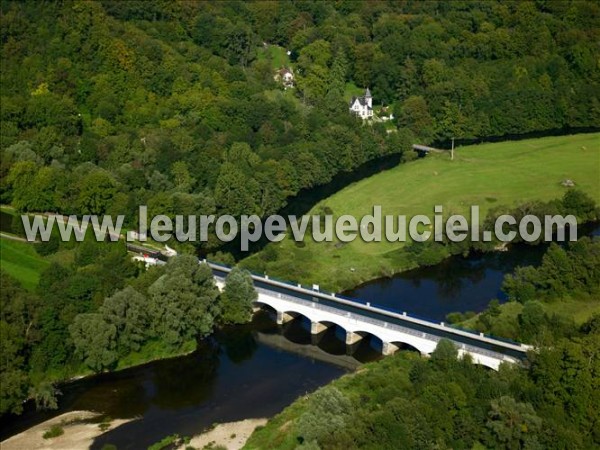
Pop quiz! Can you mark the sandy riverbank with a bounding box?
[179,418,268,450]
[0,411,133,450]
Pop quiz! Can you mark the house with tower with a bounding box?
[349,88,373,119]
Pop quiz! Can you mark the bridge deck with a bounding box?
[207,262,529,361]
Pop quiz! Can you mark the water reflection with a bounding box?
[2,311,384,449]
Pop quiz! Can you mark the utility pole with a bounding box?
[451,137,455,161]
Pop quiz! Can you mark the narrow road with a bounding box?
[0,232,37,243]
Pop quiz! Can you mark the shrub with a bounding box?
[296,387,352,444]
[42,425,64,439]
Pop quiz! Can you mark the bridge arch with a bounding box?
[386,341,424,355]
[252,301,278,322]
[472,362,494,371]
[243,274,527,370]
[280,309,319,324]
[253,301,276,313]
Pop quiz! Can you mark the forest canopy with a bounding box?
[1,1,598,258]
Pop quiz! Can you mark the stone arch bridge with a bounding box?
[209,261,531,371]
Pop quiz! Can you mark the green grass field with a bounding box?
[458,297,600,341]
[344,81,366,102]
[0,238,49,290]
[241,133,600,291]
[256,44,290,69]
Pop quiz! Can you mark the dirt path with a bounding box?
[0,232,34,243]
[0,411,133,450]
[179,418,268,450]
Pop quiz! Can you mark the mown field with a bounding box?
[256,44,291,69]
[0,238,49,290]
[241,133,600,291]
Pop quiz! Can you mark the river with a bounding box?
[2,226,596,448]
[345,244,547,322]
[1,213,598,448]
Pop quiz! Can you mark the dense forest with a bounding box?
[247,238,600,450]
[1,1,599,257]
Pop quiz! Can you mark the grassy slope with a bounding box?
[0,239,49,290]
[343,81,366,102]
[460,297,600,337]
[241,133,600,291]
[256,44,290,69]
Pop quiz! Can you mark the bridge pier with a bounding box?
[311,321,330,335]
[310,321,331,345]
[345,331,364,355]
[311,333,324,345]
[345,331,363,345]
[382,342,399,356]
[346,340,361,355]
[276,311,295,325]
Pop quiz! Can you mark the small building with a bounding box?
[349,88,373,119]
[132,255,163,269]
[275,67,295,89]
[127,230,147,241]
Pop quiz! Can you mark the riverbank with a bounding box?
[179,418,268,450]
[1,316,348,448]
[0,339,198,441]
[240,133,600,291]
[0,411,132,450]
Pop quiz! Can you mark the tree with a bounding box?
[431,338,458,368]
[100,287,149,354]
[326,51,348,100]
[170,161,193,193]
[225,22,255,67]
[214,162,260,216]
[148,255,220,347]
[562,189,598,222]
[296,387,352,445]
[486,396,542,449]
[396,96,434,143]
[29,381,60,411]
[69,313,118,372]
[518,301,546,340]
[502,266,539,303]
[0,273,42,414]
[0,320,29,414]
[76,170,118,215]
[220,267,257,324]
[6,160,38,211]
[352,43,379,88]
[297,39,333,104]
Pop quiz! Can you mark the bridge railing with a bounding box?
[207,260,529,354]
